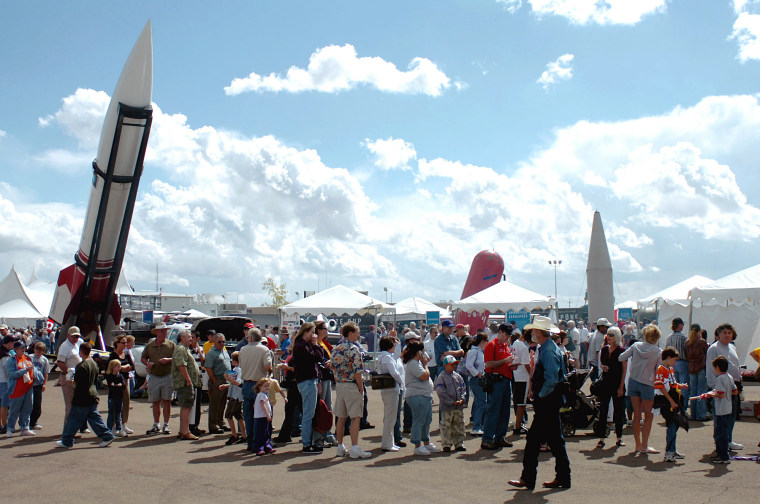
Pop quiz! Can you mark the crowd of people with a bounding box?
[0,314,758,488]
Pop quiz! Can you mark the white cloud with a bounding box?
[0,130,6,138]
[537,54,574,91]
[38,88,109,149]
[498,0,668,25]
[362,137,416,171]
[607,223,654,249]
[730,1,760,62]
[33,149,93,175]
[224,44,461,97]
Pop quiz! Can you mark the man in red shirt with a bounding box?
[480,324,516,450]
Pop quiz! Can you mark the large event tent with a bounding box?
[687,264,760,367]
[0,267,46,326]
[281,284,388,316]
[452,280,555,312]
[637,275,714,329]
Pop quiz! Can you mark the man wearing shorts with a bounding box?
[331,322,371,459]
[142,322,176,435]
[511,329,531,436]
[172,329,201,440]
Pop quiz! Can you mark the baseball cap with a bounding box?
[442,355,458,365]
[441,320,454,328]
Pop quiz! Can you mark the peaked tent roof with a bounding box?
[638,275,714,308]
[384,297,451,320]
[24,270,56,317]
[453,281,555,312]
[281,284,389,315]
[0,266,44,323]
[689,263,760,306]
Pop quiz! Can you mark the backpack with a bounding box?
[312,398,333,433]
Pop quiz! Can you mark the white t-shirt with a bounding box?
[56,338,83,370]
[579,327,590,344]
[424,338,437,368]
[253,391,272,419]
[511,339,531,382]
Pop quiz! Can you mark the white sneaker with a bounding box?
[349,445,371,459]
[162,424,171,435]
[728,442,744,451]
[54,440,71,449]
[414,445,431,456]
[32,424,42,430]
[382,445,400,452]
[81,428,91,434]
[336,443,348,457]
[664,452,675,462]
[20,429,36,437]
[425,443,442,453]
[114,430,126,438]
[99,438,114,448]
[6,430,14,438]
[123,425,134,434]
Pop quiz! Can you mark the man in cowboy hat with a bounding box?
[480,323,516,449]
[509,316,570,491]
[141,322,176,435]
[588,318,611,381]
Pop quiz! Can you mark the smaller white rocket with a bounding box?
[586,211,614,324]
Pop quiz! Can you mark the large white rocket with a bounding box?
[49,22,153,345]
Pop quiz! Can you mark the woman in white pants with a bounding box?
[376,336,405,451]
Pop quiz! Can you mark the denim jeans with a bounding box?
[60,403,114,447]
[407,394,432,445]
[714,413,731,460]
[30,384,43,427]
[394,388,403,444]
[673,360,689,391]
[242,380,256,450]
[107,397,123,431]
[579,344,588,369]
[688,369,707,420]
[665,419,679,454]
[297,378,319,447]
[469,376,487,431]
[7,389,33,432]
[483,378,511,442]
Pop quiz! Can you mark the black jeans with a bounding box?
[597,388,625,438]
[278,380,302,439]
[30,385,43,427]
[520,390,571,486]
[192,386,202,427]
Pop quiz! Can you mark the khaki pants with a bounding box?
[60,379,75,426]
[207,375,228,431]
[380,388,399,449]
[440,408,465,448]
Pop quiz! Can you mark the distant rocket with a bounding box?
[456,250,504,331]
[50,21,153,345]
[586,211,614,324]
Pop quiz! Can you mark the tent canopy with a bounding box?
[179,308,210,320]
[281,284,388,316]
[383,297,451,321]
[638,275,714,308]
[0,267,46,326]
[689,264,760,306]
[453,281,555,313]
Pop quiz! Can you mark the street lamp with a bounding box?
[384,287,388,303]
[548,259,562,311]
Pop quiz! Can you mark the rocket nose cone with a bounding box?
[112,20,153,107]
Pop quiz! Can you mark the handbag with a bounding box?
[589,378,604,397]
[370,373,396,390]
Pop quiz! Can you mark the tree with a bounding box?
[262,277,289,307]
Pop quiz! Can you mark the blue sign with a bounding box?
[506,310,531,330]
[142,310,153,323]
[426,311,440,326]
[616,308,633,321]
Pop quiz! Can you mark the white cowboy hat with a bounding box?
[151,322,168,334]
[523,315,560,334]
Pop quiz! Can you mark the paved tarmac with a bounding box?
[3,375,759,504]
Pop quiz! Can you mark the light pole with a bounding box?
[384,287,388,303]
[548,259,562,312]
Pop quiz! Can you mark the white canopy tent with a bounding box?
[453,281,555,313]
[687,264,760,367]
[281,284,389,316]
[0,267,45,326]
[636,275,714,332]
[179,308,211,320]
[383,297,451,321]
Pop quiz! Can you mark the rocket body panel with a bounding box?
[586,211,615,323]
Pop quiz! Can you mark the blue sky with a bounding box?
[2,0,760,308]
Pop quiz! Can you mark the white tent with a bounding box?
[687,264,760,367]
[383,297,451,321]
[453,281,555,313]
[0,267,44,326]
[25,271,56,317]
[638,275,714,308]
[281,284,388,316]
[179,308,210,320]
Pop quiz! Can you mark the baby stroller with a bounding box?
[560,369,608,437]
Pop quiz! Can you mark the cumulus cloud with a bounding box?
[0,130,6,138]
[38,88,109,149]
[537,54,574,91]
[224,44,461,97]
[730,0,760,62]
[497,0,668,25]
[362,137,416,171]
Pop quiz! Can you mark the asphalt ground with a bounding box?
[3,374,759,504]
